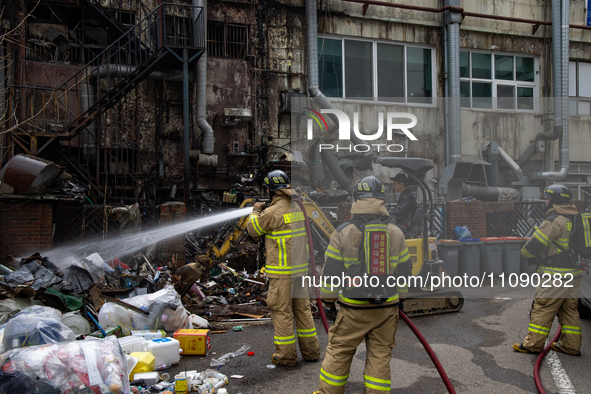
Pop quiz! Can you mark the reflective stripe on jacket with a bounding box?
[246,188,308,278]
[320,198,411,308]
[521,204,580,272]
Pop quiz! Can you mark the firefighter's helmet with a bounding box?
[543,184,573,205]
[263,170,290,191]
[353,176,385,201]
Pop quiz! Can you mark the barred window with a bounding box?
[207,22,248,59]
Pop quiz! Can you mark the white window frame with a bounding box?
[569,60,591,117]
[460,49,539,113]
[318,34,437,107]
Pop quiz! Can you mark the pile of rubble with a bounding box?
[0,237,270,393]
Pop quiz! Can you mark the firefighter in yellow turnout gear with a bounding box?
[514,184,583,356]
[247,170,320,366]
[314,176,411,394]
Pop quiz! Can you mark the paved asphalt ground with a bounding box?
[167,288,591,393]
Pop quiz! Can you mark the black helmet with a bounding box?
[263,170,290,191]
[543,184,572,205]
[353,176,385,201]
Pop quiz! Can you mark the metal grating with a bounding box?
[487,201,546,237]
[208,22,247,58]
[430,203,445,239]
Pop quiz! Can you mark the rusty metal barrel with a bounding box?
[0,154,63,194]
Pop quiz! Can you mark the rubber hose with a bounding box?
[294,198,330,334]
[399,310,456,394]
[534,324,562,394]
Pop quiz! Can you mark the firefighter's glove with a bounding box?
[322,302,337,322]
[253,202,266,212]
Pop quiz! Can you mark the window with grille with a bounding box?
[207,22,248,59]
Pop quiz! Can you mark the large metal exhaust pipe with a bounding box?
[529,0,569,181]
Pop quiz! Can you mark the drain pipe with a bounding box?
[444,0,462,164]
[529,0,569,181]
[306,0,354,195]
[194,0,215,156]
[497,146,523,182]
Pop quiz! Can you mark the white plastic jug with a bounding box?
[142,337,182,365]
[118,336,147,355]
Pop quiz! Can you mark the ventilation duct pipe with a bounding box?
[516,142,537,168]
[194,0,215,155]
[529,0,569,181]
[444,0,462,164]
[462,184,499,202]
[306,0,354,195]
[497,146,523,182]
[306,0,371,195]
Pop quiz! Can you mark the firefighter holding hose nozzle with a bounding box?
[247,169,320,366]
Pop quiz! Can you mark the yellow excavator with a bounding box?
[176,197,260,295]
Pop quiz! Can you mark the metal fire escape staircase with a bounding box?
[22,3,205,196]
[80,0,133,38]
[59,3,205,140]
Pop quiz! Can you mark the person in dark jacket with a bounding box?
[389,173,417,235]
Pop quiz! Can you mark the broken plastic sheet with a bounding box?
[98,285,191,335]
[210,344,251,367]
[61,265,95,294]
[0,336,129,394]
[2,261,62,291]
[3,306,75,351]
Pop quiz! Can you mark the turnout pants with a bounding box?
[522,274,582,355]
[318,305,399,394]
[266,277,320,363]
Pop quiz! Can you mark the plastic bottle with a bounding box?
[154,363,172,371]
[198,380,215,394]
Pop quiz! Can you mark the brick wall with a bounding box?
[0,202,52,257]
[446,200,487,239]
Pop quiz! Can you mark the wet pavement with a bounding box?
[169,295,591,394]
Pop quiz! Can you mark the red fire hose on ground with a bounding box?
[295,198,457,393]
[534,325,562,394]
